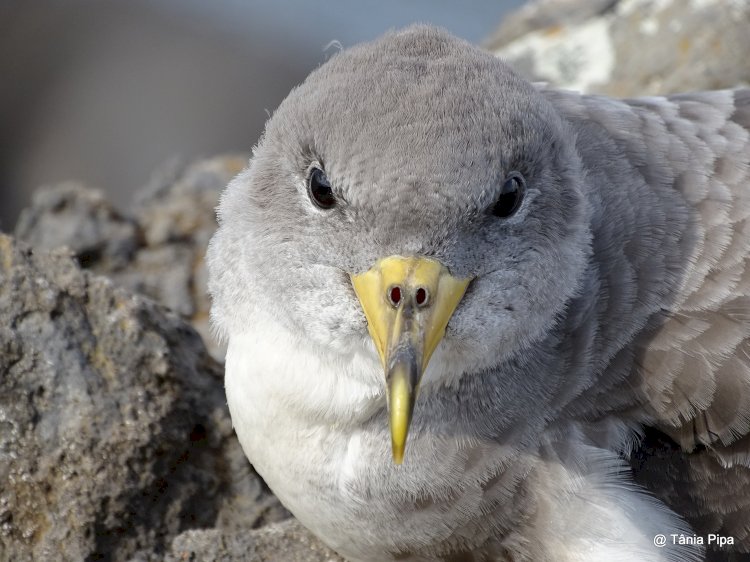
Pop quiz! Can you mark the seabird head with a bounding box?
[208,25,591,462]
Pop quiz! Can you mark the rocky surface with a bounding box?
[0,235,289,561]
[166,520,343,562]
[14,156,245,360]
[487,0,750,96]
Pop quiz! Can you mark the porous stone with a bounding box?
[166,520,344,562]
[488,0,750,96]
[0,234,285,561]
[13,183,140,270]
[13,156,247,359]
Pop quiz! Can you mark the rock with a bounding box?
[0,235,285,561]
[13,183,140,270]
[14,156,247,359]
[486,0,617,45]
[166,520,344,562]
[487,0,750,96]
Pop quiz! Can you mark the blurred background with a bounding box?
[0,0,525,229]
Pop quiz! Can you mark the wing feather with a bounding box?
[548,87,750,552]
[630,90,750,551]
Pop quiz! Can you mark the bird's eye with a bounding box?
[308,167,336,209]
[491,173,526,218]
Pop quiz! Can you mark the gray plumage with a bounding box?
[207,26,750,562]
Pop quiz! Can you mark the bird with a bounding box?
[206,25,750,562]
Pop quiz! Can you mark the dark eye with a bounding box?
[491,173,526,218]
[308,167,336,209]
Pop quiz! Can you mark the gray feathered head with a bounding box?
[207,25,592,461]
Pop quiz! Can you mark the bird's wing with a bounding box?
[627,89,750,550]
[626,90,750,453]
[545,87,750,548]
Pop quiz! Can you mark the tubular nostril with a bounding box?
[415,287,429,307]
[388,286,402,307]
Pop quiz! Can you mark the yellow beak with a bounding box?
[351,256,471,464]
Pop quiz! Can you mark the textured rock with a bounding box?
[486,0,617,45]
[13,183,140,270]
[166,520,344,562]
[487,0,750,96]
[0,235,285,561]
[14,156,246,359]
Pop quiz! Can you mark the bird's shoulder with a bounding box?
[544,85,750,550]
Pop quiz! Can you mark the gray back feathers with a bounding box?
[549,87,750,549]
